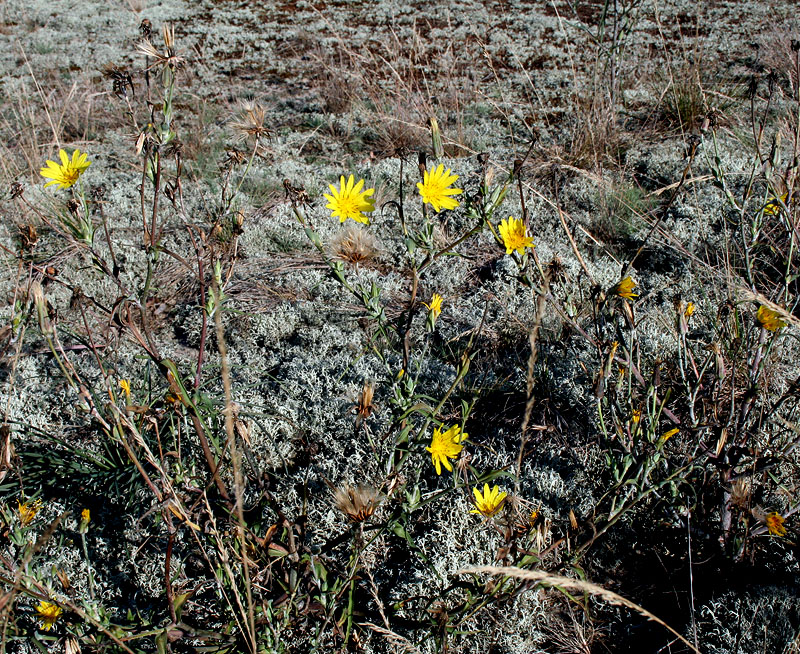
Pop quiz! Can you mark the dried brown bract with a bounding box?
[352,381,377,429]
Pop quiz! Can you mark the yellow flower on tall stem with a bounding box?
[497,216,534,255]
[40,149,91,189]
[417,164,463,212]
[614,276,638,301]
[323,175,375,224]
[470,483,507,517]
[757,305,786,332]
[35,601,62,631]
[426,424,466,475]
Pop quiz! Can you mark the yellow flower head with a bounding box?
[81,508,91,524]
[17,498,43,526]
[423,293,443,319]
[497,216,534,255]
[417,164,463,212]
[757,305,787,332]
[470,483,507,517]
[426,424,466,475]
[684,302,695,318]
[119,378,131,401]
[35,600,62,631]
[660,428,679,445]
[614,276,638,301]
[40,149,91,190]
[766,511,786,536]
[764,193,788,216]
[632,409,641,424]
[324,175,375,224]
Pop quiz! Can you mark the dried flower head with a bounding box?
[35,600,62,631]
[470,483,507,517]
[54,568,72,592]
[766,511,786,536]
[730,479,751,510]
[17,498,43,526]
[757,305,787,331]
[352,382,377,429]
[614,276,638,301]
[231,101,270,141]
[102,64,134,99]
[136,24,185,70]
[333,484,383,522]
[324,175,375,225]
[417,164,463,212]
[40,149,91,190]
[426,424,466,475]
[330,224,379,265]
[498,216,535,255]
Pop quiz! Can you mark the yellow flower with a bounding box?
[17,498,43,526]
[470,483,507,517]
[684,302,695,318]
[417,163,463,212]
[632,409,641,424]
[423,293,443,319]
[766,511,786,536]
[614,276,638,301]
[35,601,62,631]
[497,216,534,255]
[764,193,788,216]
[757,305,787,331]
[80,508,91,528]
[119,378,131,401]
[324,175,375,224]
[426,424,466,475]
[660,428,679,445]
[40,149,91,190]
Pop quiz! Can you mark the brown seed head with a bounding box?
[330,224,379,266]
[231,101,271,141]
[333,484,383,522]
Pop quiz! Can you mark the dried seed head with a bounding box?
[103,64,134,99]
[29,282,54,335]
[333,484,383,522]
[136,23,185,70]
[730,479,751,509]
[9,182,23,199]
[231,101,271,141]
[17,224,38,251]
[139,18,152,40]
[330,224,379,266]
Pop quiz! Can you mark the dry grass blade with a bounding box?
[458,566,701,654]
